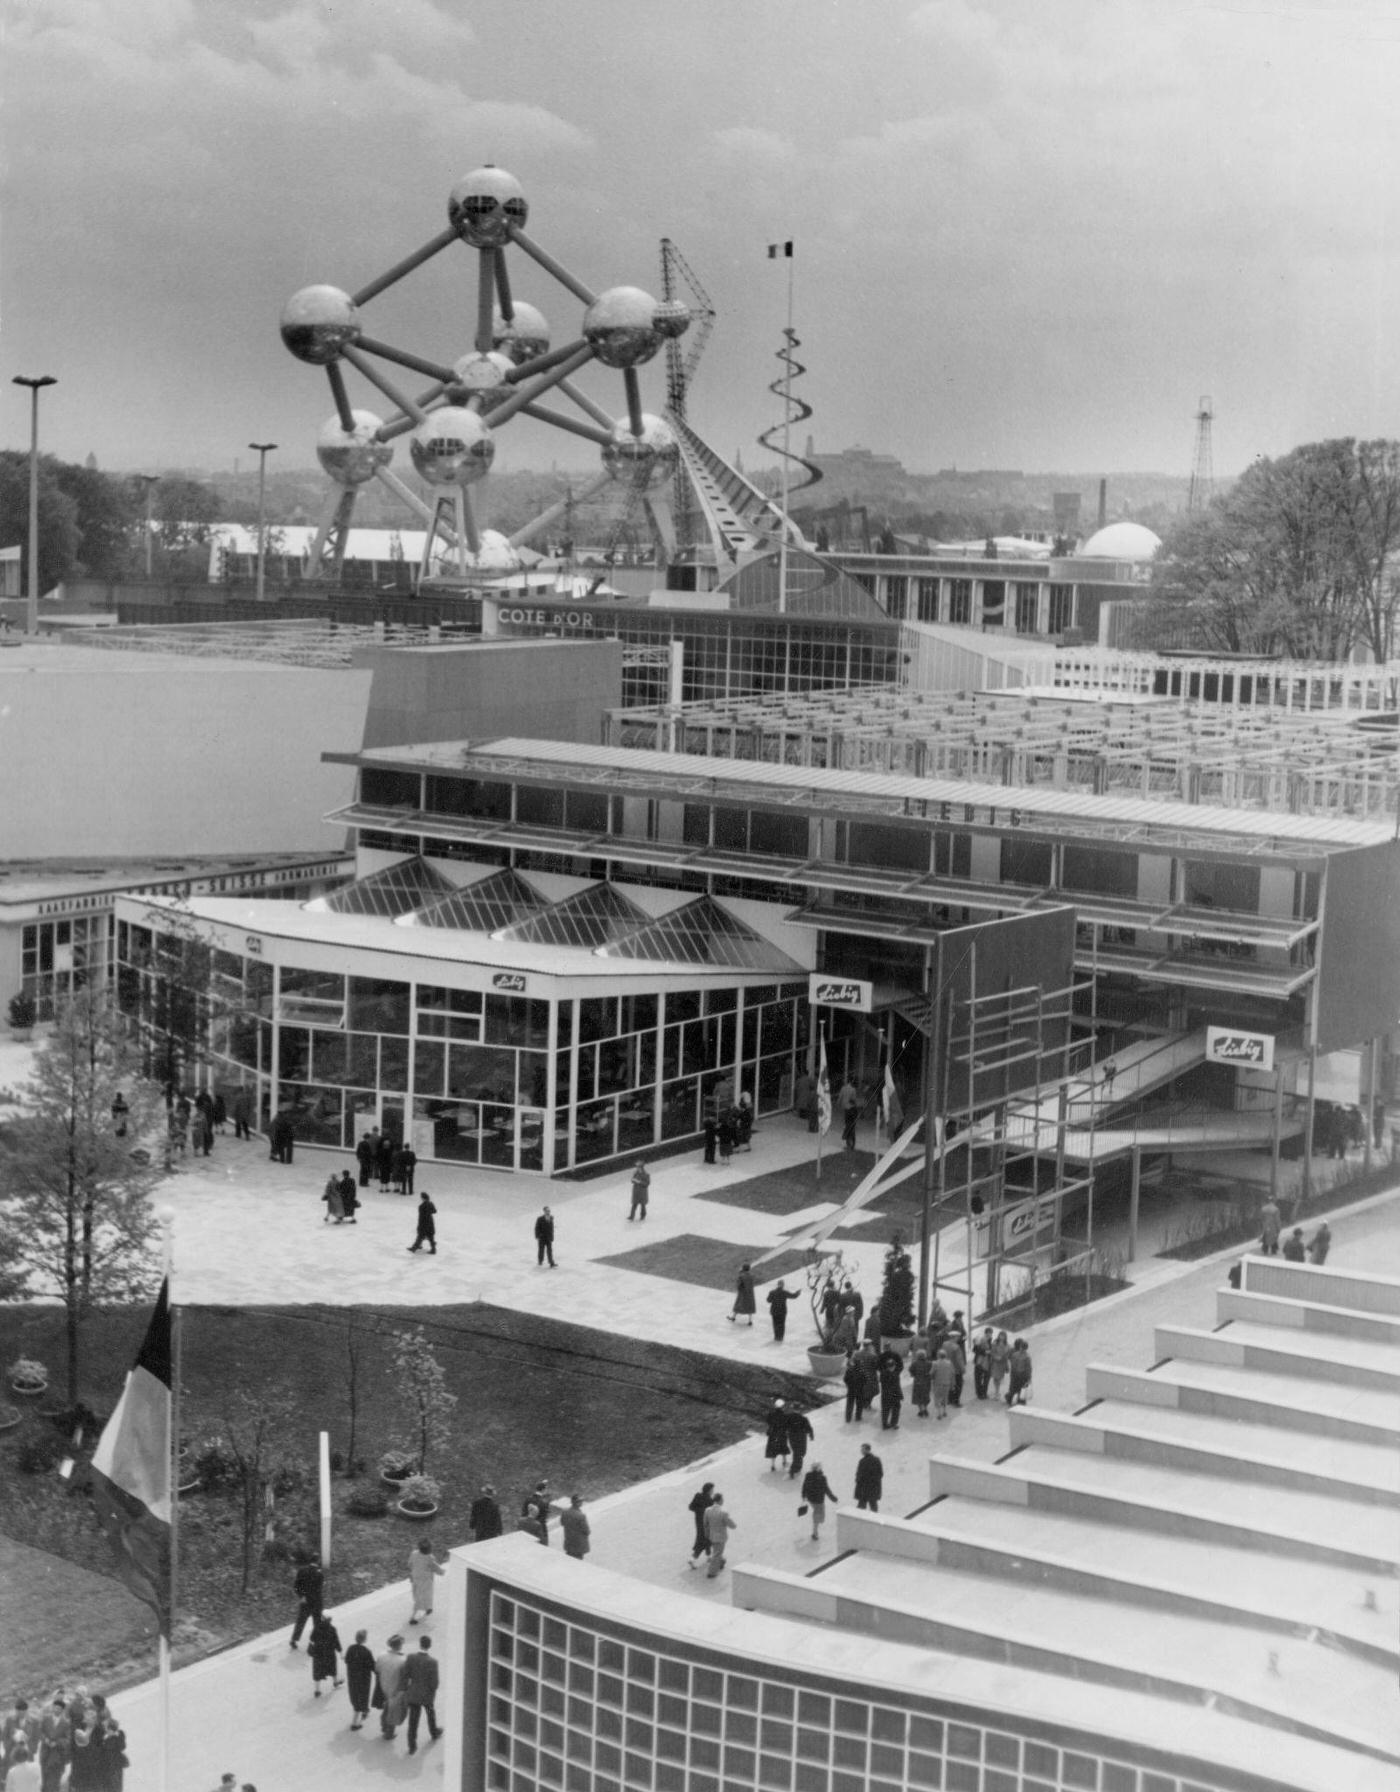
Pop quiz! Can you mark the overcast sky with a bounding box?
[7,0,1400,483]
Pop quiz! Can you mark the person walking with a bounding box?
[337,1169,359,1223]
[36,1694,70,1792]
[523,1480,552,1544]
[909,1349,932,1418]
[1101,1059,1117,1100]
[736,1091,754,1150]
[289,1557,324,1649]
[766,1279,796,1342]
[307,1612,343,1697]
[972,1327,994,1400]
[376,1130,395,1192]
[322,1173,345,1225]
[560,1494,591,1560]
[402,1637,442,1756]
[784,1406,814,1480]
[702,1111,718,1165]
[687,1482,717,1567]
[877,1347,903,1430]
[407,1539,445,1625]
[1308,1221,1332,1264]
[945,1330,967,1406]
[729,1263,756,1325]
[989,1330,1010,1400]
[799,1462,837,1543]
[628,1160,651,1221]
[703,1494,736,1578]
[344,1629,375,1730]
[356,1130,378,1189]
[831,1307,858,1354]
[838,1077,859,1150]
[717,1107,736,1165]
[1259,1197,1282,1255]
[399,1142,417,1196]
[854,1443,883,1512]
[843,1352,863,1423]
[1005,1338,1033,1407]
[763,1399,790,1472]
[1282,1226,1306,1262]
[854,1341,880,1419]
[470,1484,503,1540]
[374,1635,409,1742]
[408,1191,438,1254]
[931,1348,955,1420]
[231,1085,252,1141]
[534,1206,556,1267]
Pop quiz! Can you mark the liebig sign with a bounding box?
[1205,1026,1275,1072]
[492,972,527,993]
[808,974,873,1013]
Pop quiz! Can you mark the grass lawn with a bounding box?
[595,1233,816,1291]
[693,1150,880,1215]
[0,1301,817,1696]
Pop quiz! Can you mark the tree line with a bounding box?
[1149,437,1400,661]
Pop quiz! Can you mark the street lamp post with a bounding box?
[248,441,277,603]
[134,474,160,582]
[12,375,57,635]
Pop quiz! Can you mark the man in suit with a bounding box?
[402,1636,441,1755]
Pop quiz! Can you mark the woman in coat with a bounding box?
[344,1628,376,1730]
[763,1399,790,1471]
[308,1613,343,1695]
[1005,1338,1033,1407]
[729,1264,756,1325]
[687,1482,716,1565]
[909,1349,933,1418]
[989,1330,1011,1399]
[407,1539,446,1624]
[799,1462,837,1543]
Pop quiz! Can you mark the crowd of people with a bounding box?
[0,1688,128,1791]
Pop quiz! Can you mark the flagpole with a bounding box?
[160,1207,178,1792]
[778,246,794,616]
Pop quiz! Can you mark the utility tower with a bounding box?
[1187,395,1214,513]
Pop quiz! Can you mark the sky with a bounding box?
[7,0,1400,483]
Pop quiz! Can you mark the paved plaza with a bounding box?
[31,1108,1390,1791]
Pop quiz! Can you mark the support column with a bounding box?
[1127,1144,1141,1263]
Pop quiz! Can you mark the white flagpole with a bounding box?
[815,1026,824,1184]
[778,245,794,615]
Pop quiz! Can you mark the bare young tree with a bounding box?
[222,1388,298,1594]
[388,1326,458,1480]
[0,992,162,1403]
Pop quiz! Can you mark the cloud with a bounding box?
[710,126,798,166]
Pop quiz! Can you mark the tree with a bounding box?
[875,1233,915,1340]
[388,1326,458,1480]
[0,451,82,596]
[221,1388,299,1593]
[1150,438,1400,660]
[0,993,162,1402]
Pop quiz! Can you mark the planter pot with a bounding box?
[396,1499,439,1521]
[10,1380,46,1399]
[0,1405,21,1432]
[381,1470,414,1491]
[806,1347,847,1381]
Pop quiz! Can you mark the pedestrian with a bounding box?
[1005,1338,1033,1407]
[703,1493,736,1578]
[1227,1259,1243,1289]
[356,1130,377,1188]
[231,1085,252,1141]
[766,1279,796,1342]
[717,1107,736,1165]
[628,1160,651,1221]
[784,1406,813,1479]
[111,1092,129,1138]
[6,1741,40,1792]
[338,1169,359,1223]
[736,1090,754,1149]
[322,1173,345,1224]
[798,1462,837,1543]
[523,1480,552,1544]
[831,1307,858,1354]
[843,1352,863,1422]
[408,1191,438,1254]
[470,1484,503,1540]
[931,1348,954,1419]
[344,1629,375,1730]
[854,1442,883,1512]
[407,1538,445,1624]
[687,1481,716,1567]
[972,1327,993,1399]
[560,1494,591,1560]
[376,1130,395,1191]
[838,1282,863,1327]
[37,1694,70,1792]
[289,1556,324,1649]
[308,1612,343,1696]
[212,1090,227,1134]
[909,1349,932,1417]
[96,1705,127,1792]
[1282,1226,1306,1262]
[763,1398,790,1472]
[1259,1197,1282,1255]
[702,1111,718,1165]
[402,1636,441,1756]
[729,1262,756,1324]
[535,1206,556,1267]
[1308,1222,1332,1265]
[1101,1059,1117,1099]
[945,1330,966,1406]
[398,1142,417,1196]
[877,1347,903,1430]
[838,1077,859,1150]
[854,1341,879,1418]
[374,1634,408,1742]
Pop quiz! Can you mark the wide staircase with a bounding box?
[733,1258,1400,1792]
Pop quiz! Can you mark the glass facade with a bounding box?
[476,1584,1259,1792]
[21,913,109,1018]
[115,917,808,1177]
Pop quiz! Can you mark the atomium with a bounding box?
[281,163,691,582]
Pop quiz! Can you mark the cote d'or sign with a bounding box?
[1206,1025,1275,1071]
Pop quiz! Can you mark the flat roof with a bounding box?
[0,852,349,908]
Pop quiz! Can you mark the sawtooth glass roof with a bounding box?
[410,869,547,933]
[322,855,458,917]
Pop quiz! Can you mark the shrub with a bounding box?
[16,1430,67,1475]
[396,1473,441,1511]
[346,1486,390,1518]
[189,1434,241,1494]
[8,1357,48,1388]
[7,992,36,1030]
[379,1447,416,1481]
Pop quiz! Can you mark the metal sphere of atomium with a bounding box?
[280,285,361,364]
[491,302,550,368]
[583,286,664,369]
[447,351,516,410]
[316,410,393,487]
[409,406,496,487]
[602,414,679,491]
[448,165,528,247]
[652,298,691,341]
